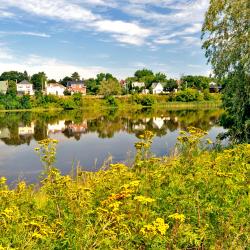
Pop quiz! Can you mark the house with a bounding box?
[67,80,86,95]
[209,82,222,93]
[46,83,66,96]
[17,80,34,95]
[152,82,164,94]
[132,82,145,88]
[0,81,8,94]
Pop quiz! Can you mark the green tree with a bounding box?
[98,78,122,97]
[154,72,167,83]
[60,76,72,86]
[71,72,80,81]
[31,72,47,91]
[202,0,249,142]
[0,71,28,82]
[6,80,17,97]
[164,79,178,92]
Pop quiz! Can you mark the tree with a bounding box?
[154,72,167,83]
[164,79,178,92]
[48,79,57,83]
[31,72,47,91]
[71,72,80,81]
[134,69,154,79]
[180,76,211,90]
[0,71,28,82]
[202,0,249,142]
[98,78,122,97]
[60,76,72,87]
[6,80,17,97]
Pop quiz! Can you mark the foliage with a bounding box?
[0,71,29,82]
[105,95,117,107]
[0,130,249,249]
[202,0,249,142]
[163,79,178,92]
[132,94,155,106]
[20,95,32,109]
[31,72,47,91]
[6,80,17,97]
[98,78,122,97]
[180,75,214,90]
[169,88,203,102]
[60,76,72,87]
[71,72,80,81]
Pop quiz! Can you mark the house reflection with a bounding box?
[63,120,88,140]
[48,120,66,134]
[0,128,10,139]
[18,123,35,136]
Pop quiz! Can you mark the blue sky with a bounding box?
[0,0,211,80]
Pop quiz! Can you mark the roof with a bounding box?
[67,80,85,87]
[152,82,163,89]
[47,83,66,89]
[18,80,32,85]
[132,82,145,88]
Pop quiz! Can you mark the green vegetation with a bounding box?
[0,91,221,111]
[202,0,249,142]
[0,129,249,249]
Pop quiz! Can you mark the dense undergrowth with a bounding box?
[0,128,249,249]
[0,92,221,111]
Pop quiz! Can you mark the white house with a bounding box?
[132,82,145,88]
[152,82,164,94]
[46,83,66,96]
[17,80,34,95]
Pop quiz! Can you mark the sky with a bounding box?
[0,0,211,80]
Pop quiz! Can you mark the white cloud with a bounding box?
[0,31,50,38]
[1,0,151,46]
[0,9,14,18]
[0,54,107,80]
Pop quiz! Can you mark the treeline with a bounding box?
[0,69,220,95]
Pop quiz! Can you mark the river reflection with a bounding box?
[0,108,225,182]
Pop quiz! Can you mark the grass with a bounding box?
[0,128,249,249]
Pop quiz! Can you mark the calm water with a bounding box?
[0,108,226,182]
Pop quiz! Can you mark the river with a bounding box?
[0,108,226,182]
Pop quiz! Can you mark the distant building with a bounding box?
[67,80,86,95]
[46,83,66,96]
[132,82,145,88]
[152,82,164,94]
[209,82,222,93]
[0,81,8,94]
[17,80,34,95]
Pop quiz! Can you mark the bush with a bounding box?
[133,94,155,106]
[170,88,202,102]
[105,95,117,107]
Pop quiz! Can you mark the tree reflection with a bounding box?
[0,108,223,145]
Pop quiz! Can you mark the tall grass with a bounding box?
[0,128,249,249]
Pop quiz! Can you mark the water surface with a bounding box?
[0,108,225,182]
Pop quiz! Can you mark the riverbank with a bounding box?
[0,129,249,249]
[0,93,222,112]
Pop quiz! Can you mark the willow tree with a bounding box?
[202,0,250,142]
